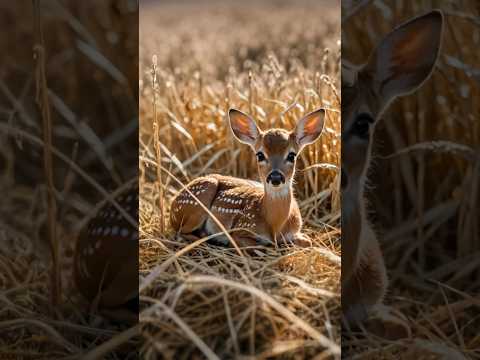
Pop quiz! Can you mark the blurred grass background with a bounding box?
[0,0,138,358]
[342,0,480,358]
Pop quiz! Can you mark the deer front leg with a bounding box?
[232,235,258,248]
[342,237,410,339]
[289,232,312,247]
[342,229,411,340]
[342,235,387,325]
[364,304,411,340]
[230,225,273,248]
[278,206,311,247]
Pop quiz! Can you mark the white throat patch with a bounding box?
[265,183,291,199]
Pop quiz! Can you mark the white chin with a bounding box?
[265,182,290,198]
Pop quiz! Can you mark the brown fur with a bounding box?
[170,174,303,247]
[261,129,291,154]
[264,191,292,238]
[342,11,443,325]
[170,108,324,247]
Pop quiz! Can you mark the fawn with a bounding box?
[342,10,444,327]
[170,108,325,247]
[75,184,138,323]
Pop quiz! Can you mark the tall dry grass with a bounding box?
[0,1,138,358]
[139,1,341,358]
[342,1,480,358]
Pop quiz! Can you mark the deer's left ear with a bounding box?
[294,109,325,150]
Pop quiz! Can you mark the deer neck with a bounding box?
[342,172,369,283]
[262,182,293,237]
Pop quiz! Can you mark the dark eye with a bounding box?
[286,152,296,163]
[256,151,266,162]
[352,113,373,138]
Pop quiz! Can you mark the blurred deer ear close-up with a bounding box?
[365,10,444,109]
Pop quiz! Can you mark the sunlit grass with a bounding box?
[139,1,341,358]
[342,1,480,358]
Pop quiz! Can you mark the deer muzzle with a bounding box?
[266,170,285,186]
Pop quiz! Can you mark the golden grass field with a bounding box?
[1,0,478,359]
[342,1,480,358]
[139,1,341,358]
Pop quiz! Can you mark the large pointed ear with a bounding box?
[294,109,325,151]
[228,109,260,148]
[364,10,444,108]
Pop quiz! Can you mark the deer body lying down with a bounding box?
[342,11,444,326]
[170,108,325,247]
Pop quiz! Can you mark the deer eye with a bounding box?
[286,152,296,163]
[256,151,266,162]
[352,113,373,139]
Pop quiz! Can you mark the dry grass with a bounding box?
[342,1,480,358]
[139,1,341,358]
[0,1,138,358]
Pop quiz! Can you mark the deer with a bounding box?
[170,108,325,248]
[74,184,139,323]
[342,10,444,335]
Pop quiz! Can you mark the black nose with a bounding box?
[341,168,348,189]
[267,171,285,186]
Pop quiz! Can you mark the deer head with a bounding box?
[342,11,444,280]
[228,108,325,196]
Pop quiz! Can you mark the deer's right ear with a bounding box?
[365,10,444,108]
[228,109,260,148]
